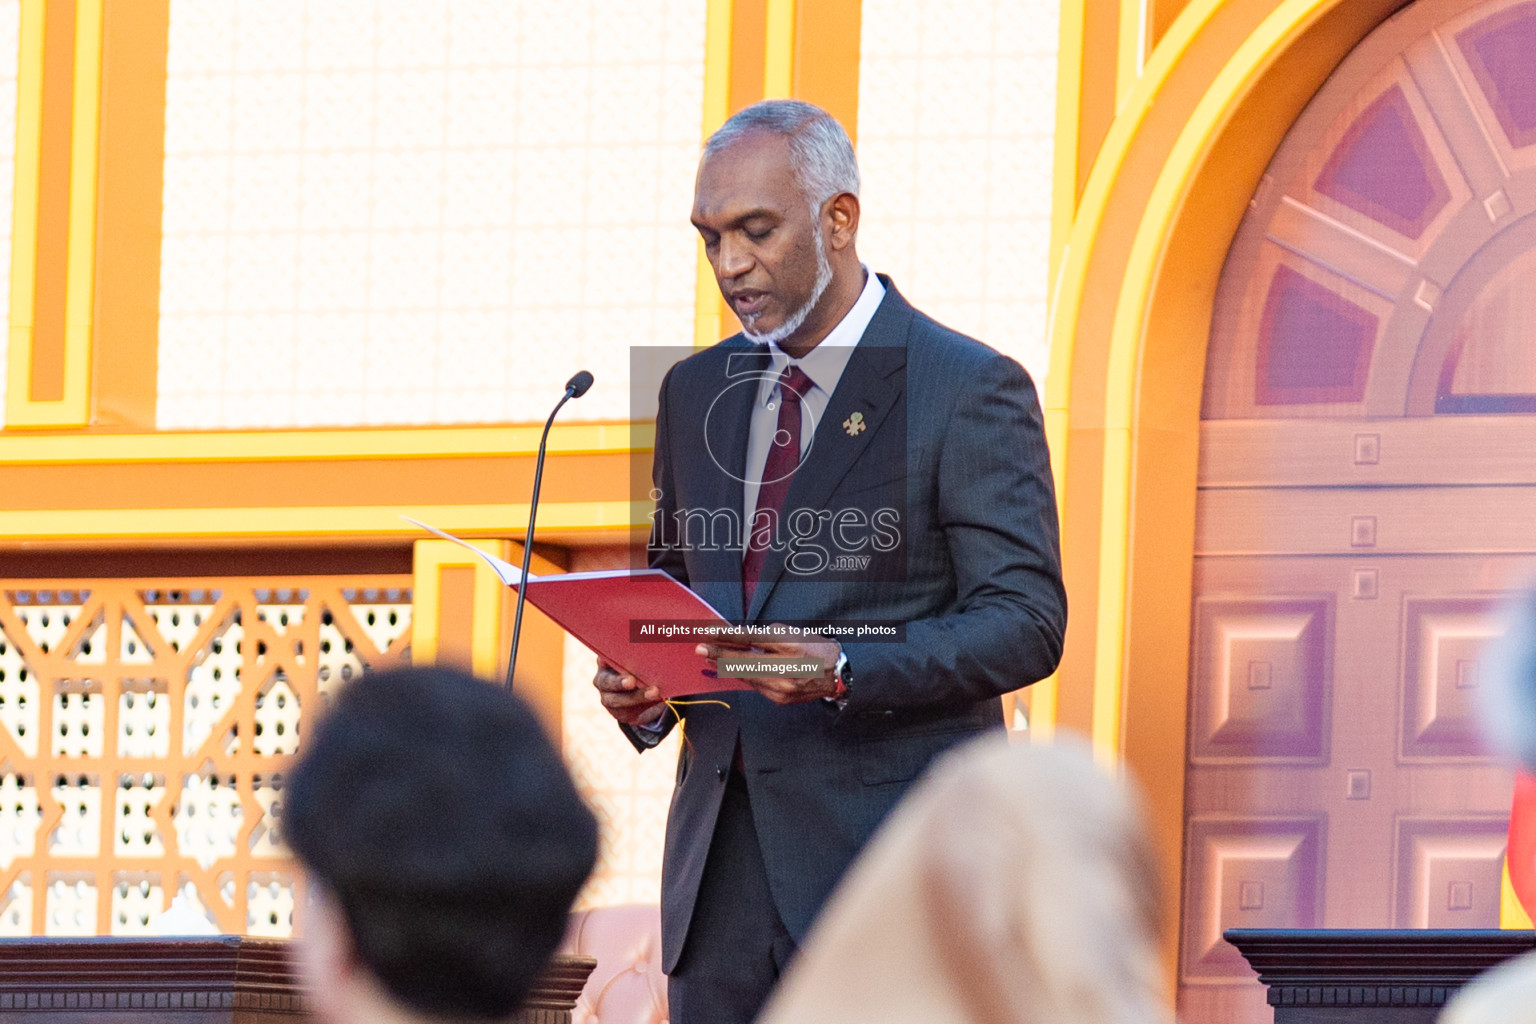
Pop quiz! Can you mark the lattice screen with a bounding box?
[0,578,412,936]
[561,635,677,908]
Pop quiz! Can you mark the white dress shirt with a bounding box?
[742,268,886,529]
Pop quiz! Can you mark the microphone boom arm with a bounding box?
[505,371,592,689]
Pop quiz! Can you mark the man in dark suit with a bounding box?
[594,99,1066,1024]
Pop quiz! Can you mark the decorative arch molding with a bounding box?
[1206,0,1536,420]
[1408,211,1536,414]
[1044,0,1413,985]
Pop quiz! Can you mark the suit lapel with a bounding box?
[745,283,913,621]
[695,344,769,622]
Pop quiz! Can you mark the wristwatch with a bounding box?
[830,649,852,700]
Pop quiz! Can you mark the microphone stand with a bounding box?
[506,371,592,690]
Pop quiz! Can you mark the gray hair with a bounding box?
[704,99,860,217]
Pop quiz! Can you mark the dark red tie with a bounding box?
[743,365,812,611]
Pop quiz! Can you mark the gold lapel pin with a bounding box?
[843,411,866,437]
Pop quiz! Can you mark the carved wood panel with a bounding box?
[1188,1,1536,1020]
[1181,559,1520,1024]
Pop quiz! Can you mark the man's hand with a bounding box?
[593,659,667,727]
[695,625,842,705]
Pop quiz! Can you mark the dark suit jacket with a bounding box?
[634,277,1066,972]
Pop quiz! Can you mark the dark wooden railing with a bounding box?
[0,937,594,1023]
[1226,929,1536,1023]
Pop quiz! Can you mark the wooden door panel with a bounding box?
[1186,3,1536,1020]
[1181,815,1326,981]
[1400,597,1504,759]
[1189,597,1332,764]
[1181,555,1522,1022]
[1393,815,1510,927]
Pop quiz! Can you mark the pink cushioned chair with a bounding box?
[560,904,669,1024]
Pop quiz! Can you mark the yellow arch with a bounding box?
[1044,0,1412,988]
[1046,0,1232,433]
[1039,0,1233,751]
[1047,0,1404,758]
[1092,0,1364,760]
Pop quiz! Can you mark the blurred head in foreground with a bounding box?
[1439,589,1536,1024]
[284,666,598,1024]
[758,736,1172,1024]
[1482,589,1536,772]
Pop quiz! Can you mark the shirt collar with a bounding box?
[764,267,886,401]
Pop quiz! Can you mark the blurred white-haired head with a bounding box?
[757,735,1173,1024]
[1481,589,1536,771]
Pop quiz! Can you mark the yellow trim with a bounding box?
[695,0,733,349]
[1043,10,1234,733]
[470,547,511,677]
[762,0,795,99]
[411,538,516,679]
[0,422,652,465]
[0,501,645,541]
[1046,0,1317,762]
[1503,858,1534,929]
[1049,0,1084,285]
[1116,0,1146,109]
[1046,0,1228,425]
[59,0,103,425]
[702,0,732,134]
[1043,405,1068,517]
[1039,0,1085,740]
[1090,431,1131,764]
[1085,0,1332,761]
[5,0,46,427]
[7,0,103,428]
[410,540,448,668]
[1028,673,1058,743]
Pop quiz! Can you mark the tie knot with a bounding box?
[779,365,813,403]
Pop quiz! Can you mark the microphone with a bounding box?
[566,370,594,398]
[506,371,593,690]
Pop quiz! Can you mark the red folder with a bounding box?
[517,568,751,698]
[405,517,748,698]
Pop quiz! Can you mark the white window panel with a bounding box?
[857,0,1060,389]
[158,0,706,429]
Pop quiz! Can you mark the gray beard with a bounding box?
[741,233,834,347]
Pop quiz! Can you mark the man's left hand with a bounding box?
[695,625,842,705]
